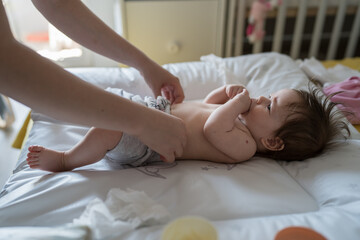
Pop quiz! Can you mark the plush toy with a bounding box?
[247,0,281,43]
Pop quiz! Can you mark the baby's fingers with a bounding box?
[240,88,248,96]
[228,87,240,99]
[238,87,246,94]
[230,89,236,99]
[233,89,249,101]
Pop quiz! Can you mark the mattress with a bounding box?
[0,53,359,240]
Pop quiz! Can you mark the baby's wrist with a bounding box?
[227,98,247,115]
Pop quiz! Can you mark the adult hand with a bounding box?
[141,61,184,104]
[135,108,187,163]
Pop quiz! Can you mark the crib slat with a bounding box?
[309,0,328,58]
[326,0,348,60]
[345,2,360,58]
[225,0,237,57]
[272,0,287,52]
[290,0,308,59]
[234,0,246,56]
[253,31,264,53]
[253,41,262,54]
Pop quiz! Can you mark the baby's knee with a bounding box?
[88,127,123,150]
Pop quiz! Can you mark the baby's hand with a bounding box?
[233,89,251,114]
[226,84,246,99]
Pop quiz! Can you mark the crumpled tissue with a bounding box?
[73,188,170,239]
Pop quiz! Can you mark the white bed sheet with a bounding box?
[0,53,359,240]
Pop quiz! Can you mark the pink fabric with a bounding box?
[323,76,360,124]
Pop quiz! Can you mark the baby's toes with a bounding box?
[28,145,44,153]
[28,162,40,169]
[26,157,39,168]
[27,152,40,158]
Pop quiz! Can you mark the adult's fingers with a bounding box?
[137,110,186,162]
[162,83,184,104]
[158,137,184,163]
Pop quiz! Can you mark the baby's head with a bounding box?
[257,87,350,161]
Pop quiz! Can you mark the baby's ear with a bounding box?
[261,137,284,151]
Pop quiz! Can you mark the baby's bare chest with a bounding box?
[171,101,218,131]
[171,102,222,159]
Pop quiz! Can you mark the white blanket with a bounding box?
[1,53,359,240]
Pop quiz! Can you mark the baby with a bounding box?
[26,84,349,172]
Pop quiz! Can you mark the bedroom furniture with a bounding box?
[224,0,360,60]
[119,0,226,65]
[120,0,360,64]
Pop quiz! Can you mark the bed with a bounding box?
[0,52,360,239]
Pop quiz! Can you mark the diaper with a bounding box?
[105,88,171,114]
[104,88,170,167]
[105,132,161,167]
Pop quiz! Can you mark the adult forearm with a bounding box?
[0,3,186,161]
[31,0,152,70]
[31,0,185,102]
[0,39,148,134]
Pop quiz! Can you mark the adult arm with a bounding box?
[31,0,184,103]
[203,89,256,162]
[0,4,185,162]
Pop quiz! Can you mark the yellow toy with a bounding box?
[161,216,218,240]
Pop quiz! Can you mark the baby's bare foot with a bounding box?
[26,145,70,172]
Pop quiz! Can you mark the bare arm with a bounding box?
[31,0,184,103]
[203,84,246,104]
[203,89,256,162]
[0,4,185,162]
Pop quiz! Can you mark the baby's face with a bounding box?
[239,89,301,144]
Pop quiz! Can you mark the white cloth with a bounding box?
[73,188,170,239]
[0,224,90,240]
[297,57,360,87]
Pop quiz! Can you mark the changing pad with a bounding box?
[0,53,359,240]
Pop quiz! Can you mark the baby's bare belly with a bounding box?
[171,101,233,162]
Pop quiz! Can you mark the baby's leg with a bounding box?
[26,128,122,172]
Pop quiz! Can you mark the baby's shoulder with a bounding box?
[234,119,257,158]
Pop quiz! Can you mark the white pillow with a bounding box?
[67,52,310,101]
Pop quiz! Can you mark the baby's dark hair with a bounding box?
[259,87,350,161]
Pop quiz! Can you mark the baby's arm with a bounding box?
[203,84,246,104]
[203,89,256,163]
